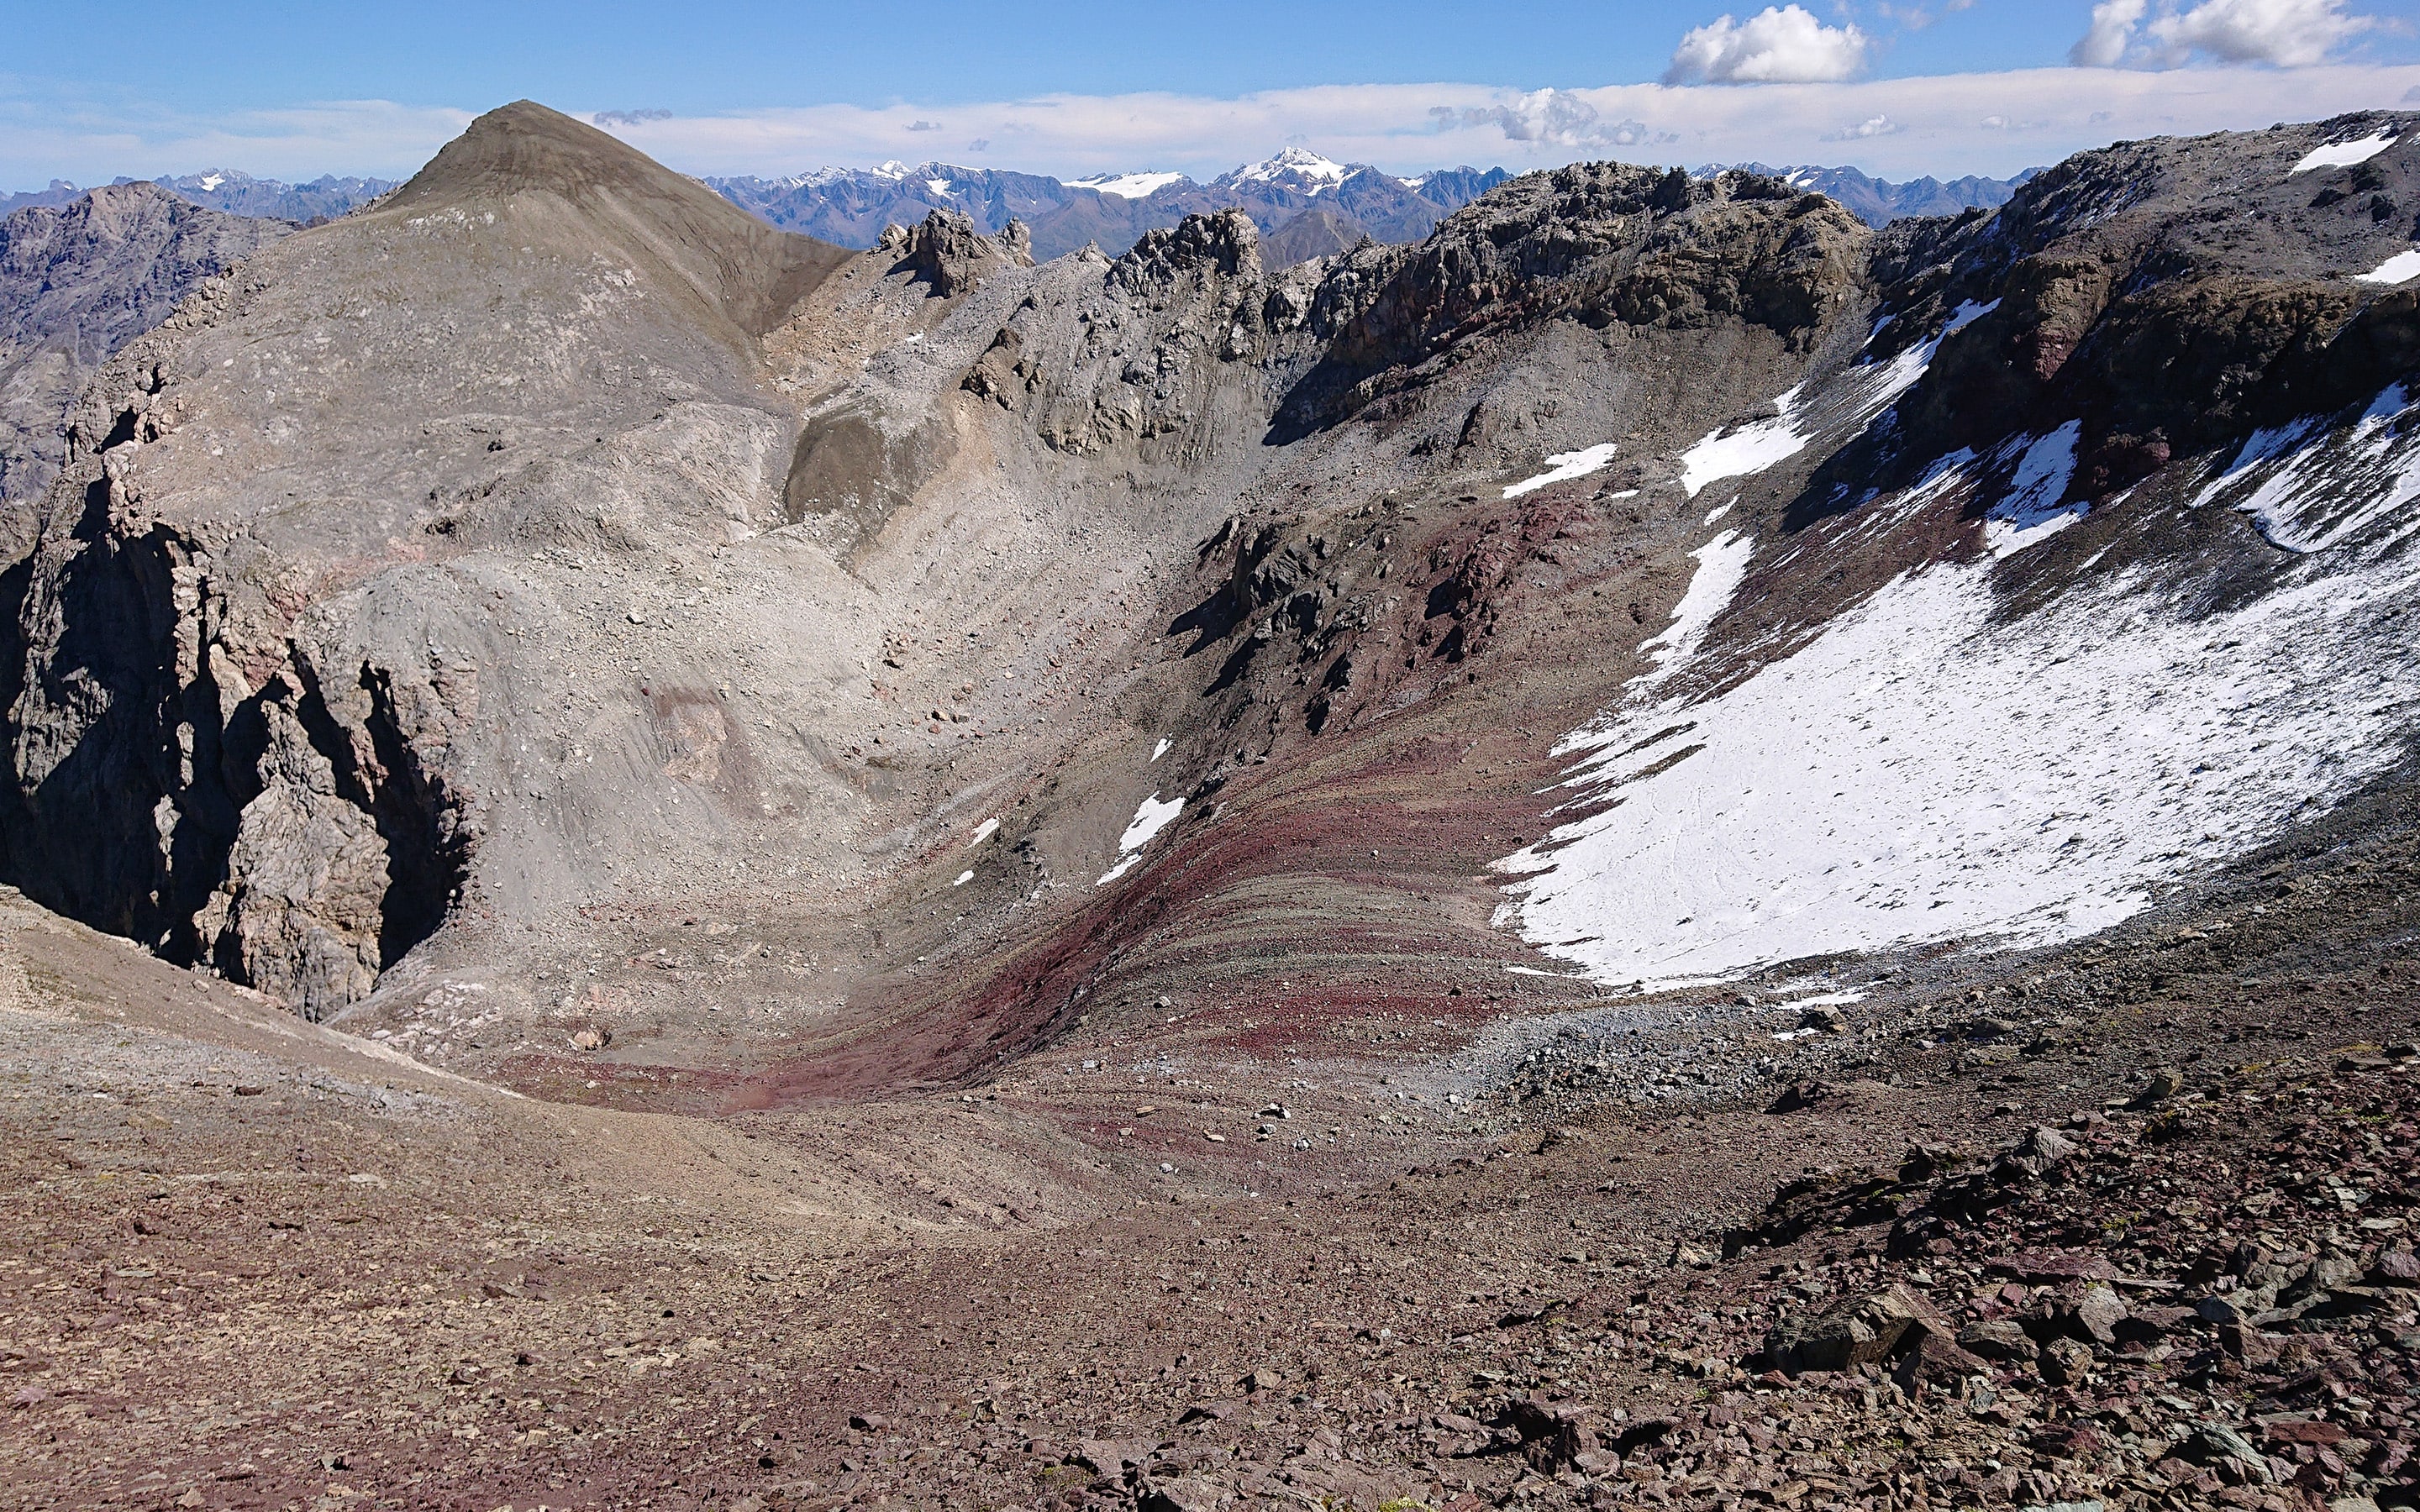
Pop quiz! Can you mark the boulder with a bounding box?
[2071,1284,2128,1345]
[1955,1317,2039,1362]
[2037,1336,2094,1386]
[1765,1284,1953,1374]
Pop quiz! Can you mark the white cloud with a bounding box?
[2145,0,2374,66]
[1823,113,1907,139]
[0,95,475,185]
[1429,88,1676,148]
[1665,5,1870,85]
[2070,0,2149,66]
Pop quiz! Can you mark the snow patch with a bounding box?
[1097,792,1185,885]
[970,817,999,847]
[1637,531,1754,683]
[1982,422,2086,559]
[1680,391,1807,498]
[1942,298,2000,335]
[2196,382,2420,553]
[952,869,974,887]
[1504,444,1618,499]
[1151,738,1171,762]
[2355,249,2420,286]
[2293,132,2396,175]
[1070,171,1187,199]
[925,178,954,196]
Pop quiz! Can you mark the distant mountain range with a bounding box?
[0,171,396,223]
[1712,163,2039,227]
[0,153,2037,265]
[708,147,1514,265]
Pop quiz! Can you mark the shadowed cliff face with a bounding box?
[5,102,2419,1090]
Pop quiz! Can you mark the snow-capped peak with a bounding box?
[1221,146,1351,193]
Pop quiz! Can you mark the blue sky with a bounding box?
[2,0,2417,186]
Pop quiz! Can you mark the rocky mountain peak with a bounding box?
[1219,145,1352,194]
[889,207,1029,297]
[389,99,699,210]
[1111,207,1263,291]
[380,99,850,340]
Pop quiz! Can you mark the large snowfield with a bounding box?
[1497,391,2420,990]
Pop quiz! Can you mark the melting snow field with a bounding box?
[1982,423,2087,558]
[2196,383,2420,553]
[2358,249,2420,286]
[2294,133,2397,175]
[1680,392,1807,498]
[1097,793,1184,885]
[1638,531,1754,683]
[1497,406,2420,990]
[1505,444,1618,499]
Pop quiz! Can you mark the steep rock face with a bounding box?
[0,184,289,543]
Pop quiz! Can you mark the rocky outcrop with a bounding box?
[960,210,1312,463]
[1854,109,2420,507]
[5,327,473,1019]
[1273,164,1867,438]
[882,208,1030,298]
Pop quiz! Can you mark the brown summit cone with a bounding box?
[381,99,846,337]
